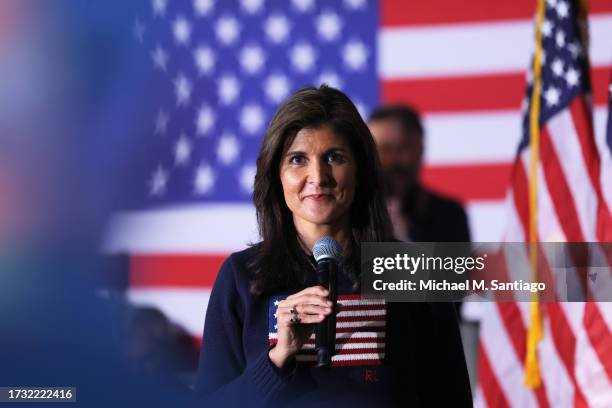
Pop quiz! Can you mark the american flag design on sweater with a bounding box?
[269,295,386,367]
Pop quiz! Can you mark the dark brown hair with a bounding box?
[249,85,393,296]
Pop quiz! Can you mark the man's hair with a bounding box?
[368,105,424,139]
[249,85,393,296]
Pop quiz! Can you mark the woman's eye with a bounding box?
[327,152,345,163]
[289,155,305,165]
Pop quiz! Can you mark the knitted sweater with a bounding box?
[194,246,472,407]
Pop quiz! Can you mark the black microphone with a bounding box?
[312,237,341,369]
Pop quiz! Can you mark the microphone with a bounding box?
[312,237,341,369]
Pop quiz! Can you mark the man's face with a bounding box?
[368,118,423,197]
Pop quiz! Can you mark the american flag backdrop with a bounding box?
[101,0,612,404]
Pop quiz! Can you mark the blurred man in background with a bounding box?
[368,105,471,243]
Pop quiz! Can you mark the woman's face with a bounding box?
[280,126,357,229]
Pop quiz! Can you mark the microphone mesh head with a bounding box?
[312,237,342,262]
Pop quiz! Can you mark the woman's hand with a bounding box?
[269,285,333,368]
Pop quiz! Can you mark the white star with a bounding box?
[216,16,240,46]
[151,45,169,71]
[546,0,557,7]
[556,30,565,48]
[541,19,552,37]
[133,19,145,42]
[544,86,561,107]
[173,73,192,106]
[565,68,580,87]
[343,40,368,71]
[152,0,168,17]
[318,70,342,89]
[194,0,214,16]
[241,0,264,14]
[196,104,215,135]
[149,165,168,197]
[241,104,264,135]
[193,164,215,195]
[154,108,169,135]
[316,11,342,41]
[174,133,192,166]
[551,58,564,77]
[556,1,569,18]
[240,45,266,75]
[344,0,367,9]
[274,300,280,306]
[265,74,290,103]
[239,164,257,193]
[292,0,314,12]
[193,45,215,76]
[290,42,316,73]
[217,133,240,165]
[218,75,240,105]
[173,16,192,45]
[265,14,290,44]
[568,41,581,58]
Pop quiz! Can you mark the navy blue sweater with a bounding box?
[195,246,472,407]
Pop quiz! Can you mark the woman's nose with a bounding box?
[307,159,333,186]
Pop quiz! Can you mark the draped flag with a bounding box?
[476,1,612,407]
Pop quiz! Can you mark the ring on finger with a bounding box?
[290,305,300,324]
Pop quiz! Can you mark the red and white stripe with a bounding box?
[268,295,386,367]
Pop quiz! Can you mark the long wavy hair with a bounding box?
[249,85,393,297]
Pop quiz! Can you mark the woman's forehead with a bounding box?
[287,126,349,149]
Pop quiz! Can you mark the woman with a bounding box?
[195,85,472,407]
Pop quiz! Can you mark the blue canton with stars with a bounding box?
[131,0,377,207]
[518,0,590,153]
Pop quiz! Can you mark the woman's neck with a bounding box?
[293,216,351,255]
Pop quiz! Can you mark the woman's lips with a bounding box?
[304,194,333,202]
